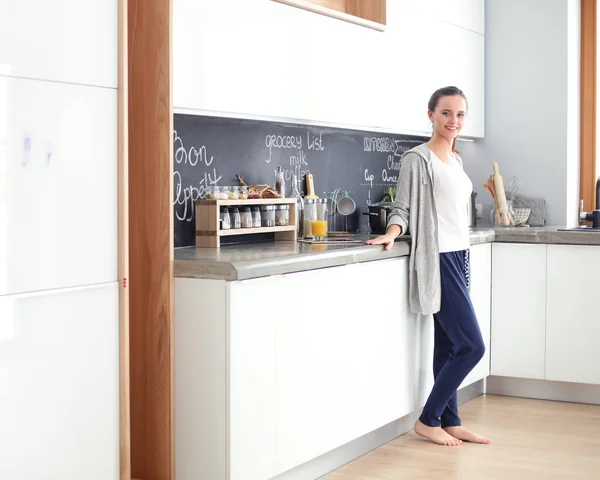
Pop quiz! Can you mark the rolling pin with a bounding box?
[492,162,509,226]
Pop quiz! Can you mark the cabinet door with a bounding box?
[460,243,491,388]
[384,4,484,137]
[228,277,279,480]
[274,258,413,475]
[546,245,600,385]
[0,0,117,87]
[491,243,547,379]
[0,76,117,296]
[0,283,119,480]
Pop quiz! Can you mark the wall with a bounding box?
[459,0,581,227]
[173,0,485,138]
[0,1,120,479]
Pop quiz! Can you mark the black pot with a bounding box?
[362,202,393,234]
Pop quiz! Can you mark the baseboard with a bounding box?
[486,376,600,405]
[272,380,484,480]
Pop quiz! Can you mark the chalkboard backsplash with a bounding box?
[173,114,427,248]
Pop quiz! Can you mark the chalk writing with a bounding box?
[364,136,396,154]
[364,169,374,188]
[381,153,400,183]
[173,130,222,222]
[307,131,324,151]
[265,134,303,163]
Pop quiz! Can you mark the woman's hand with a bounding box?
[365,225,401,251]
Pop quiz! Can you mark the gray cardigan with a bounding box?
[387,143,466,315]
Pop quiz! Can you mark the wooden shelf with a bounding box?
[196,198,296,206]
[218,225,296,237]
[195,198,298,248]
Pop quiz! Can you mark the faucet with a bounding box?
[579,176,600,227]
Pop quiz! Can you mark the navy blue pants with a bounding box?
[419,250,485,428]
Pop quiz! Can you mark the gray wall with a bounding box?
[460,0,580,227]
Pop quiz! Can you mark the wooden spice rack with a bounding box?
[195,198,298,248]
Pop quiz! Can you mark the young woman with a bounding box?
[366,86,490,447]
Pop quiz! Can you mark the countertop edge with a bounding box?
[175,227,600,280]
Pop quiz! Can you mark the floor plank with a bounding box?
[323,395,600,480]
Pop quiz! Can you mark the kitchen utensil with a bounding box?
[324,188,340,231]
[304,173,319,199]
[505,176,524,202]
[482,177,502,225]
[337,191,356,232]
[493,162,510,225]
[362,202,392,234]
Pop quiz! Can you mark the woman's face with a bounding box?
[428,95,467,142]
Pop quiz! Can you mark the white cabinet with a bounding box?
[174,0,485,137]
[0,76,117,295]
[0,0,117,87]
[491,243,547,380]
[545,245,600,385]
[0,283,119,480]
[274,258,412,475]
[229,277,278,480]
[175,257,431,480]
[385,5,484,137]
[460,243,491,388]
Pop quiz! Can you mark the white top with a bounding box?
[430,149,472,253]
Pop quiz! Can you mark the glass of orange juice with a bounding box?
[312,199,328,240]
[311,220,327,239]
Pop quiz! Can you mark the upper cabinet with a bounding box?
[384,3,484,137]
[388,0,484,34]
[0,0,118,88]
[173,0,485,138]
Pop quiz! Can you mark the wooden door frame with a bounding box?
[118,0,131,478]
[126,0,174,479]
[120,0,174,479]
[581,0,597,213]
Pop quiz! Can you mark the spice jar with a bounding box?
[227,186,239,200]
[239,186,248,199]
[216,186,228,200]
[251,207,261,228]
[275,205,290,226]
[206,186,217,200]
[260,205,276,227]
[240,207,252,228]
[229,207,241,229]
[220,206,230,230]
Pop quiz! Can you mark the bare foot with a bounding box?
[414,420,462,446]
[443,426,491,444]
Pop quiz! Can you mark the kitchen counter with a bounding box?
[174,226,600,281]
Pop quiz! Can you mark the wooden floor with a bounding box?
[323,395,600,480]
